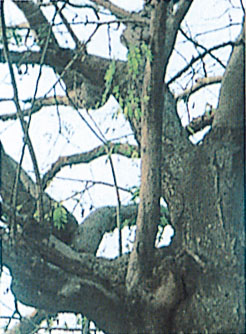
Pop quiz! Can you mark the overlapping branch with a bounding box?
[180,28,227,69]
[167,41,234,85]
[42,143,139,190]
[1,0,44,224]
[12,0,60,50]
[0,95,70,121]
[4,310,49,334]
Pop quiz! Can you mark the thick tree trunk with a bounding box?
[1,1,245,333]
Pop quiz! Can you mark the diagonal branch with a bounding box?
[180,28,226,69]
[163,0,194,70]
[12,0,60,51]
[42,143,139,190]
[91,0,148,24]
[5,310,51,334]
[185,106,216,135]
[54,2,81,49]
[167,41,234,85]
[1,146,78,245]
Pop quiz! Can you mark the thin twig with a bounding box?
[54,2,81,48]
[167,41,233,85]
[180,28,226,69]
[0,0,44,229]
[61,86,124,254]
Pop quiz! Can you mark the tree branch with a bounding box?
[0,49,44,66]
[179,28,227,69]
[42,143,139,190]
[12,0,60,51]
[0,95,70,121]
[1,0,44,225]
[72,204,138,254]
[5,310,50,334]
[126,0,168,292]
[185,105,215,135]
[3,220,129,333]
[163,0,193,70]
[175,75,222,100]
[91,0,148,24]
[54,2,81,49]
[167,41,234,85]
[214,24,245,129]
[1,147,78,245]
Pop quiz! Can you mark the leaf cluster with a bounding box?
[103,42,152,121]
[53,203,68,230]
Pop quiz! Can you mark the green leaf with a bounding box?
[53,204,68,230]
[102,59,116,105]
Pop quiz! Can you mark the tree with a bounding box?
[0,0,245,333]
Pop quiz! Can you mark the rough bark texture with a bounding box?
[0,1,245,333]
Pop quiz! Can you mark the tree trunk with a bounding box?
[0,1,245,333]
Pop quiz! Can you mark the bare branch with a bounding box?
[0,95,70,121]
[180,28,226,69]
[0,49,43,66]
[54,2,81,48]
[91,0,148,24]
[12,0,60,50]
[185,106,215,135]
[175,75,223,100]
[1,147,78,245]
[0,0,44,225]
[42,143,139,190]
[72,204,138,254]
[167,41,234,85]
[5,310,50,334]
[163,0,194,69]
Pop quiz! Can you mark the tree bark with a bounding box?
[0,1,245,333]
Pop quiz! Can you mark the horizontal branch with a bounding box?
[175,75,222,100]
[0,48,42,65]
[0,95,70,121]
[42,143,139,190]
[72,204,138,254]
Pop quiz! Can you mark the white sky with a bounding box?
[0,0,244,332]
